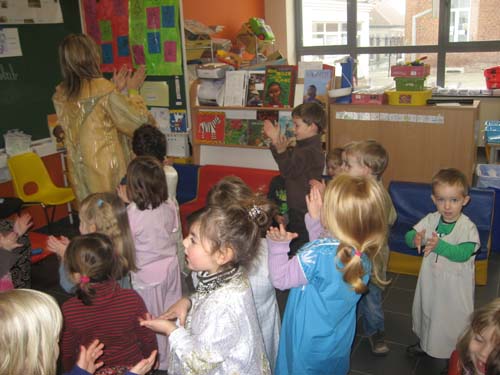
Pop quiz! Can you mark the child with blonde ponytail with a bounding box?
[48,192,137,292]
[266,174,388,375]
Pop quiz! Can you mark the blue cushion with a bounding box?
[174,164,200,204]
[388,181,495,261]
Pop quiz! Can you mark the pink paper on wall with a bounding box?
[164,41,177,62]
[132,45,146,65]
[82,0,132,72]
[146,7,161,29]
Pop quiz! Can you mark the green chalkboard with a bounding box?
[0,1,82,149]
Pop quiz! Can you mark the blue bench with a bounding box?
[173,164,200,205]
[387,181,495,285]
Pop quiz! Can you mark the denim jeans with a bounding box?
[358,282,385,336]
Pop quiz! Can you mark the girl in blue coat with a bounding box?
[267,175,390,374]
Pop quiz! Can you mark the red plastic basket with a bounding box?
[484,66,500,89]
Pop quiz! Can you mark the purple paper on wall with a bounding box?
[132,45,146,65]
[146,7,160,29]
[164,41,176,62]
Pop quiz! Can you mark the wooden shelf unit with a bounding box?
[329,101,480,186]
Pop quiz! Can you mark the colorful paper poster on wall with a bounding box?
[82,0,132,72]
[196,111,225,144]
[129,0,182,76]
[169,109,187,132]
[224,119,248,145]
[0,0,63,24]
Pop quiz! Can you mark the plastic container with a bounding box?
[484,120,500,144]
[484,66,500,89]
[351,92,387,105]
[385,89,432,106]
[391,64,430,78]
[394,77,426,91]
[3,129,32,156]
[476,164,500,253]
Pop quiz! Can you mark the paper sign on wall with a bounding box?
[140,81,169,107]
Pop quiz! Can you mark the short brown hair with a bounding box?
[345,140,388,179]
[431,168,469,196]
[126,156,168,210]
[326,147,344,168]
[291,102,326,133]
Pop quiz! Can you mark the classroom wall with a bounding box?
[182,0,264,42]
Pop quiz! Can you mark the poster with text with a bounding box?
[82,0,132,72]
[129,0,182,76]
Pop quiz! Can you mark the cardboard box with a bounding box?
[390,64,430,78]
[351,92,387,105]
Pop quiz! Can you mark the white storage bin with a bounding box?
[476,164,500,189]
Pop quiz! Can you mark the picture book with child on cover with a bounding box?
[303,69,332,108]
[263,65,297,108]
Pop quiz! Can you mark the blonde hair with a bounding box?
[344,140,388,179]
[432,168,469,196]
[321,174,388,293]
[456,298,500,374]
[80,192,137,273]
[58,34,102,100]
[0,289,62,375]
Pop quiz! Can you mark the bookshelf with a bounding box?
[189,80,330,165]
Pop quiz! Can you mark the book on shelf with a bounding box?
[223,70,248,107]
[263,65,297,108]
[247,120,271,147]
[195,111,225,144]
[303,69,333,109]
[224,118,249,145]
[246,71,266,107]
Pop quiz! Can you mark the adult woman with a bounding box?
[52,34,155,202]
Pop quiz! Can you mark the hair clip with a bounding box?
[80,275,90,284]
[97,199,104,208]
[353,248,361,257]
[248,205,262,220]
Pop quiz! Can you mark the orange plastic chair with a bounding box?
[7,152,75,229]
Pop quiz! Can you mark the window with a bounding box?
[296,0,500,89]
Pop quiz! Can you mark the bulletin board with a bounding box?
[0,1,82,149]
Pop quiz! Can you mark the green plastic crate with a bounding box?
[394,77,426,91]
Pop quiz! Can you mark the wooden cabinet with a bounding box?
[329,101,479,185]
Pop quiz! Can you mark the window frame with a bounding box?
[294,0,500,87]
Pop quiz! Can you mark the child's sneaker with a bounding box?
[406,342,427,357]
[368,331,390,356]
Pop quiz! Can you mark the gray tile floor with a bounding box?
[349,252,500,375]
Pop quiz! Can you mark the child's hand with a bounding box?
[309,179,326,196]
[139,313,178,336]
[0,232,21,251]
[76,339,104,374]
[130,350,158,375]
[116,184,130,203]
[306,183,323,220]
[13,213,33,237]
[414,229,426,254]
[423,232,439,257]
[274,133,288,154]
[47,235,70,257]
[266,224,298,242]
[160,297,192,327]
[263,119,279,142]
